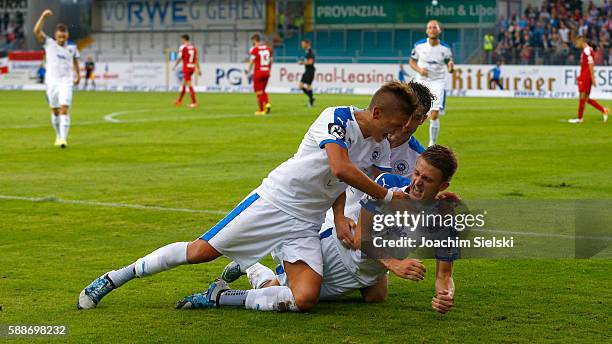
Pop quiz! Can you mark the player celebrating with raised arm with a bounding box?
[568,35,608,123]
[78,81,420,313]
[226,145,459,314]
[298,39,316,107]
[173,34,201,108]
[33,9,80,148]
[248,34,272,115]
[410,20,454,147]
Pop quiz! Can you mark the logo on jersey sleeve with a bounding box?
[328,123,346,140]
[371,147,381,162]
[393,160,409,175]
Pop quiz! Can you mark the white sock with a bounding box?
[244,286,299,312]
[51,114,60,137]
[107,263,136,288]
[429,118,440,146]
[59,115,70,140]
[133,242,189,277]
[246,263,276,289]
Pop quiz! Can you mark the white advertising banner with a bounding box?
[97,0,265,31]
[3,62,612,100]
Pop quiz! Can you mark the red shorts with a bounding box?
[253,73,270,92]
[578,77,592,93]
[183,68,195,82]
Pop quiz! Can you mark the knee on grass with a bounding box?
[291,288,320,311]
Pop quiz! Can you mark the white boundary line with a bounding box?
[0,109,309,129]
[0,194,227,215]
[2,194,612,241]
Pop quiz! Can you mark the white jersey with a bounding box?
[258,106,391,224]
[411,38,452,82]
[43,34,79,85]
[319,137,423,291]
[319,174,411,292]
[322,135,424,229]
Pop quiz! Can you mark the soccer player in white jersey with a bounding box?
[235,146,459,314]
[78,81,427,313]
[33,9,80,148]
[409,20,454,147]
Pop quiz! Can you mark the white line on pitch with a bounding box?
[0,194,227,215]
[0,111,306,129]
[103,109,153,123]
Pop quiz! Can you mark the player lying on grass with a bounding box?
[33,9,80,148]
[201,145,458,314]
[78,81,432,312]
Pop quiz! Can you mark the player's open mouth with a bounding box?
[410,184,423,198]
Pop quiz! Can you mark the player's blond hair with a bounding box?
[368,81,435,119]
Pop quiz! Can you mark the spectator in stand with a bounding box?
[521,43,533,64]
[495,0,612,65]
[559,21,571,43]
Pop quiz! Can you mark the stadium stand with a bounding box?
[494,0,612,65]
[0,10,26,55]
[80,31,254,63]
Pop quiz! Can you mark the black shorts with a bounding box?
[301,69,315,85]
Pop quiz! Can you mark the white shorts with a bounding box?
[46,84,73,108]
[416,80,446,114]
[275,227,375,299]
[200,192,323,276]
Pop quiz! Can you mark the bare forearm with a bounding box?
[409,59,421,73]
[337,162,387,199]
[436,260,454,293]
[33,15,47,42]
[332,192,346,218]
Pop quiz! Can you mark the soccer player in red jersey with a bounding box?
[247,34,272,115]
[569,35,608,123]
[173,34,201,108]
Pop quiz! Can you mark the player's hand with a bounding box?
[432,289,454,314]
[74,76,80,85]
[391,190,410,200]
[385,258,426,281]
[420,68,429,77]
[448,61,455,73]
[42,9,53,17]
[335,216,358,250]
[592,81,597,88]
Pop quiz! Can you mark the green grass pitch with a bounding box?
[0,90,610,343]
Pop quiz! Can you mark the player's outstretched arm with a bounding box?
[325,143,407,201]
[34,9,53,43]
[432,260,455,314]
[380,258,426,281]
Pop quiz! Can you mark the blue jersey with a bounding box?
[492,66,501,80]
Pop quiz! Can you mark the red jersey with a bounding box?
[250,44,272,75]
[180,43,198,70]
[579,46,594,80]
